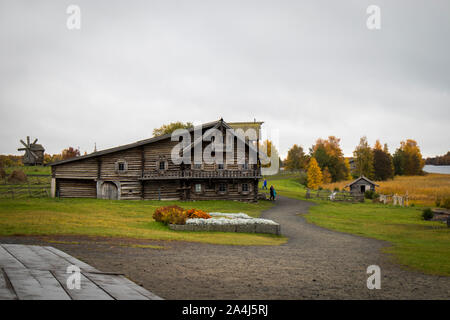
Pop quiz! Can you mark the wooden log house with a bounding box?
[49,119,262,201]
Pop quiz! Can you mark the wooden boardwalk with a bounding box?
[0,244,163,300]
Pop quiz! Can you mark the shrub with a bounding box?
[153,205,187,225]
[422,208,434,221]
[297,171,308,186]
[334,187,340,192]
[364,190,377,199]
[185,209,211,219]
[435,197,441,207]
[0,166,6,179]
[7,170,27,183]
[441,197,450,209]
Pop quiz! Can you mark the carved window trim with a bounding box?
[115,159,128,174]
[157,156,168,172]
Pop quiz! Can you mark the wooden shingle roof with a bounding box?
[345,176,380,188]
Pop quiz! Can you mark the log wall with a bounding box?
[53,125,259,201]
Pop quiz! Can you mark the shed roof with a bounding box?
[345,176,380,188]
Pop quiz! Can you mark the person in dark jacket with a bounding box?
[269,185,274,201]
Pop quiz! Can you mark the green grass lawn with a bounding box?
[4,165,51,175]
[262,173,450,276]
[0,198,283,246]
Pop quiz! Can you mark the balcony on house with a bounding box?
[140,169,262,180]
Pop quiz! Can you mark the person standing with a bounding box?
[269,185,274,201]
[263,178,268,190]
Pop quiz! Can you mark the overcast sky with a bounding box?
[1,0,449,159]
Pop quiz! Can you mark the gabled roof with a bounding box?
[345,176,379,188]
[49,119,261,167]
[181,119,260,156]
[49,119,222,166]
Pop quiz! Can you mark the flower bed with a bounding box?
[169,212,281,235]
[153,206,211,225]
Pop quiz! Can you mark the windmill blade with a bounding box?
[20,139,29,148]
[32,138,38,145]
[18,148,27,151]
[27,136,30,146]
[29,150,38,159]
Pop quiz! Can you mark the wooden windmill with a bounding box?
[18,136,45,165]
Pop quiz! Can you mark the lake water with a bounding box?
[423,165,450,175]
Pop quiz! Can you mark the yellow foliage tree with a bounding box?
[322,167,332,184]
[307,157,323,189]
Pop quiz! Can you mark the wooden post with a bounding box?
[141,146,145,200]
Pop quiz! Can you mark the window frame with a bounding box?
[115,160,128,174]
[218,183,227,193]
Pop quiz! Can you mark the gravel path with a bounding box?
[1,196,449,299]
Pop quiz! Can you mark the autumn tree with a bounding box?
[309,136,349,182]
[284,144,308,171]
[426,151,450,165]
[260,139,280,169]
[372,140,394,181]
[353,136,374,179]
[61,147,80,160]
[43,153,63,165]
[307,157,323,189]
[152,121,194,137]
[393,139,424,176]
[322,167,332,184]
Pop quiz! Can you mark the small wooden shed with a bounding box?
[345,176,379,193]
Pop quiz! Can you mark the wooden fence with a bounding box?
[305,189,364,203]
[0,174,51,199]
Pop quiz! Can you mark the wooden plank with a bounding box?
[28,245,77,271]
[1,244,49,270]
[83,272,150,300]
[0,269,17,300]
[51,271,113,300]
[0,245,27,270]
[44,246,99,273]
[4,268,71,300]
[117,275,163,300]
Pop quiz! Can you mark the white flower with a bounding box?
[186,216,278,226]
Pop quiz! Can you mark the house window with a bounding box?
[195,184,202,193]
[242,163,248,170]
[193,163,202,170]
[218,183,227,192]
[159,161,166,170]
[115,160,127,173]
[217,163,224,170]
[242,183,249,192]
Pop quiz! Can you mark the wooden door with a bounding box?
[101,182,118,200]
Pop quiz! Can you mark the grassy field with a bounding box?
[261,172,307,200]
[263,173,450,276]
[322,173,450,206]
[0,198,284,246]
[3,165,51,175]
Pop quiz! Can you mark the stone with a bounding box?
[236,224,256,233]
